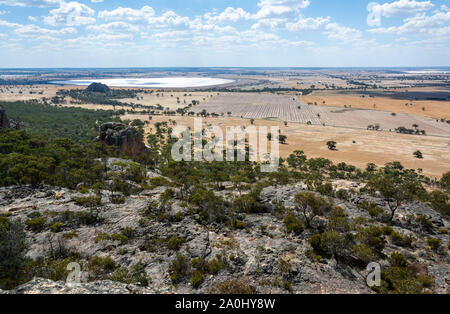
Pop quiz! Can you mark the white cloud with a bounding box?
[369,10,450,34]
[370,0,434,18]
[286,16,330,31]
[325,23,363,42]
[204,7,251,23]
[98,6,155,23]
[44,1,96,26]
[13,24,77,36]
[0,0,60,7]
[87,22,138,34]
[255,0,310,19]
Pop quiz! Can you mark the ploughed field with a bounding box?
[192,93,450,137]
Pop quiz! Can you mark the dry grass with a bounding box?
[302,92,450,120]
[122,114,450,179]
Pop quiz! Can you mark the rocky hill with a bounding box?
[97,123,147,157]
[0,163,448,294]
[86,82,110,93]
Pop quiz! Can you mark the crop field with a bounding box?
[192,93,450,137]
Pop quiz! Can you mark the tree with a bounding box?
[413,151,423,159]
[0,218,28,289]
[294,192,331,228]
[327,141,337,151]
[279,135,287,144]
[441,172,450,190]
[366,172,421,221]
[287,150,307,170]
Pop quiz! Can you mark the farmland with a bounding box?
[192,92,450,137]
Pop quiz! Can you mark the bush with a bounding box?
[87,256,117,278]
[150,177,171,187]
[169,255,190,284]
[191,270,205,289]
[25,217,46,232]
[352,244,378,264]
[166,235,185,251]
[74,196,102,208]
[0,218,28,290]
[283,214,303,234]
[390,232,413,248]
[209,279,256,294]
[50,222,63,233]
[427,238,441,252]
[389,252,408,267]
[109,262,149,287]
[192,256,227,275]
[336,189,349,200]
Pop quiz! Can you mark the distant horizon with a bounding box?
[1,66,450,70]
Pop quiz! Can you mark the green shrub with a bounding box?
[50,222,63,233]
[109,262,149,287]
[336,189,349,200]
[0,218,28,290]
[209,279,255,294]
[390,231,413,248]
[427,238,441,252]
[191,270,205,289]
[74,196,101,208]
[191,256,227,275]
[352,244,377,264]
[283,281,293,292]
[166,235,185,251]
[389,252,408,267]
[283,214,303,234]
[62,231,78,239]
[88,256,117,278]
[150,176,171,187]
[25,217,46,232]
[169,254,189,284]
[327,207,350,232]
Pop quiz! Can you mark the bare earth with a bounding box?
[302,92,450,120]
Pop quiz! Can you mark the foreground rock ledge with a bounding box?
[0,278,154,294]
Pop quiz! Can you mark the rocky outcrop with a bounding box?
[1,183,448,295]
[86,82,110,93]
[0,278,153,294]
[97,123,146,157]
[0,105,10,129]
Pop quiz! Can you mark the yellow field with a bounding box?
[122,114,450,179]
[302,92,450,120]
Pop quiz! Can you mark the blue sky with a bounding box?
[0,0,449,67]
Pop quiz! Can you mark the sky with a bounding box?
[0,0,449,67]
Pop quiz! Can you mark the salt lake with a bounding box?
[51,77,234,88]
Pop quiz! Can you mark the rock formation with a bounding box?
[97,123,146,157]
[86,82,110,93]
[0,183,448,294]
[0,278,153,294]
[0,105,10,129]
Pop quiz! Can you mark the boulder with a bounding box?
[97,123,146,157]
[0,105,10,129]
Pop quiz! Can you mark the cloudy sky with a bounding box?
[0,0,449,67]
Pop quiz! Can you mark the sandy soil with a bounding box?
[122,114,450,179]
[302,92,450,120]
[116,91,216,110]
